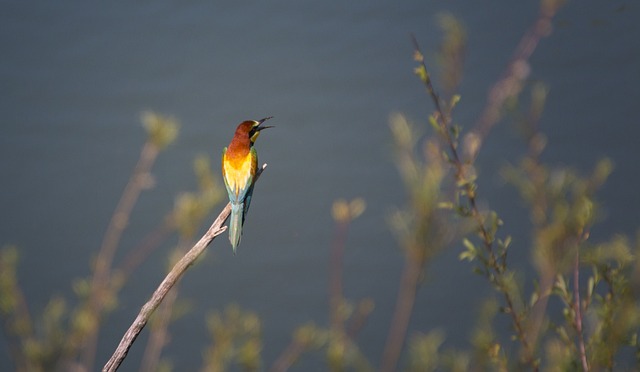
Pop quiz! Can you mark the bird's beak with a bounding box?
[257,116,274,131]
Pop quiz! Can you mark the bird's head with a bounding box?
[235,116,274,144]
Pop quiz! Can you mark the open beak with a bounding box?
[257,116,274,130]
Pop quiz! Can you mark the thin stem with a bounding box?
[467,0,563,161]
[380,249,423,372]
[115,217,174,283]
[410,34,461,167]
[270,339,306,372]
[523,270,554,362]
[102,164,266,372]
[346,299,374,339]
[329,221,349,332]
[412,33,540,369]
[574,246,589,371]
[82,142,160,369]
[411,5,566,366]
[93,142,159,292]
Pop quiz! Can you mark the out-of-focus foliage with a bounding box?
[331,198,366,224]
[201,304,263,372]
[2,2,639,371]
[142,111,179,150]
[388,113,453,262]
[0,112,228,371]
[174,155,225,239]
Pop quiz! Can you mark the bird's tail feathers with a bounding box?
[229,202,244,254]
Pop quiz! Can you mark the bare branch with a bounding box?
[139,238,190,372]
[102,164,267,372]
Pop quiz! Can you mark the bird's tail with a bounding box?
[229,202,244,254]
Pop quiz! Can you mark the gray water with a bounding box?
[1,1,639,370]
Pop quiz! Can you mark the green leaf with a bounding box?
[429,115,441,133]
[450,94,461,110]
[587,276,595,300]
[450,124,461,140]
[502,235,512,249]
[141,111,179,149]
[459,238,477,261]
[554,275,567,296]
[414,65,429,83]
[437,202,454,210]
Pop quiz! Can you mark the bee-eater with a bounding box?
[222,117,273,253]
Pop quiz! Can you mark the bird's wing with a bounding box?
[242,147,259,217]
[221,147,235,201]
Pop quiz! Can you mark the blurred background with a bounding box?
[1,0,638,370]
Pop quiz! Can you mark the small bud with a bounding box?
[331,199,350,223]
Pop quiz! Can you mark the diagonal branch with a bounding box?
[465,1,563,161]
[102,164,267,372]
[139,237,190,372]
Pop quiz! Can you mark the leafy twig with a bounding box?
[411,35,535,366]
[381,115,450,372]
[115,218,174,283]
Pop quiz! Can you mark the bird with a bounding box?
[221,117,273,253]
